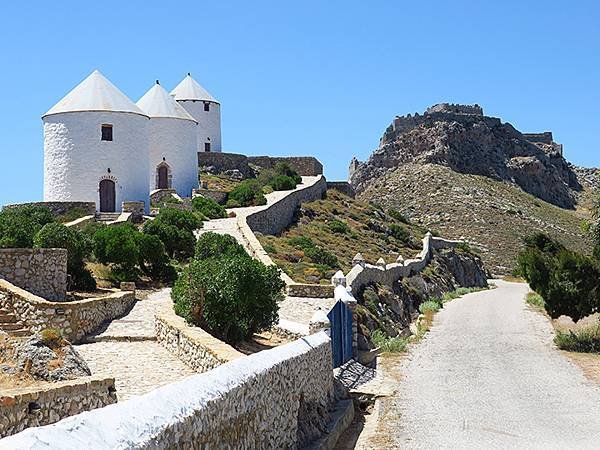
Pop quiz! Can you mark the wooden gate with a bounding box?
[327,300,353,368]
[99,179,116,212]
[157,166,168,189]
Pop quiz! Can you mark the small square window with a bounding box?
[203,102,210,112]
[204,142,211,152]
[101,124,113,141]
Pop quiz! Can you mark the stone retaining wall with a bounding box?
[326,181,356,198]
[155,307,243,372]
[345,233,461,296]
[0,376,116,438]
[198,152,324,177]
[0,280,135,343]
[1,332,335,449]
[0,249,67,301]
[287,283,335,298]
[2,202,96,217]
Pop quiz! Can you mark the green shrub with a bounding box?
[304,246,339,269]
[40,328,64,348]
[328,220,350,234]
[228,180,267,207]
[195,232,248,261]
[172,255,284,344]
[388,208,409,224]
[555,325,600,353]
[34,222,96,291]
[456,242,472,253]
[137,233,176,282]
[93,225,140,281]
[143,208,200,258]
[263,244,277,254]
[274,162,302,184]
[0,205,55,248]
[192,196,226,219]
[371,329,409,353]
[419,300,441,314]
[268,175,298,191]
[526,292,545,309]
[390,224,410,244]
[57,207,90,224]
[288,236,316,250]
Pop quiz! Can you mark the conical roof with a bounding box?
[170,74,218,103]
[43,70,147,118]
[137,82,197,123]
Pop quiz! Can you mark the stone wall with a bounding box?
[345,233,461,296]
[287,283,335,299]
[522,132,553,144]
[0,376,116,438]
[247,156,324,176]
[426,103,483,116]
[0,249,67,301]
[326,181,356,198]
[155,306,243,372]
[2,201,96,217]
[198,152,324,177]
[0,280,135,343]
[245,176,327,235]
[1,332,335,449]
[192,188,228,204]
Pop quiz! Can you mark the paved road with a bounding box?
[385,280,600,449]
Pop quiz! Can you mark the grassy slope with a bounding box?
[257,189,426,284]
[357,163,592,274]
[199,173,242,192]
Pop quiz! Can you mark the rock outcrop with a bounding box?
[351,105,581,209]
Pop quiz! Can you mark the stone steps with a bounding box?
[0,308,30,337]
[95,212,121,222]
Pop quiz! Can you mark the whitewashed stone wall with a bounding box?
[44,111,150,212]
[155,306,243,372]
[0,249,67,301]
[147,117,198,197]
[177,100,222,152]
[1,332,334,449]
[0,280,135,343]
[0,376,116,438]
[345,233,462,296]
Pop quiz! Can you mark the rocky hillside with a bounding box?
[351,104,597,274]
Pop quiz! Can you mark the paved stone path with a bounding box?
[75,289,195,401]
[377,280,600,449]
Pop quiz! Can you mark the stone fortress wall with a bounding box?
[425,102,484,115]
[1,332,335,449]
[0,376,117,438]
[0,249,67,301]
[0,279,135,343]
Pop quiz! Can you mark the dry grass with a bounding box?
[563,351,600,385]
[199,173,242,192]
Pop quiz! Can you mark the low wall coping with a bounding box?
[0,376,115,400]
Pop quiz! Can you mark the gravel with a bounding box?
[390,280,600,449]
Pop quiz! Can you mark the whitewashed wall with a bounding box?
[44,111,150,212]
[148,117,198,197]
[177,100,221,152]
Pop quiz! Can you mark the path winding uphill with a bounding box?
[380,281,600,449]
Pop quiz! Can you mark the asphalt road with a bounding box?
[390,280,600,449]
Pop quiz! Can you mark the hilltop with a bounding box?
[351,104,598,274]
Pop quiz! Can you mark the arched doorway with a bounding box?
[99,179,116,212]
[157,165,169,189]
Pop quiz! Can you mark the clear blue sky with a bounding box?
[1,1,598,206]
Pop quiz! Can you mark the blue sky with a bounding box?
[0,1,598,206]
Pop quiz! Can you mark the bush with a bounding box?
[288,236,316,250]
[137,233,176,282]
[57,207,90,224]
[194,232,248,261]
[526,292,546,309]
[419,300,441,314]
[93,225,140,281]
[172,255,284,344]
[0,205,55,248]
[388,208,409,224]
[274,162,302,185]
[40,328,65,348]
[192,196,226,219]
[268,175,298,191]
[143,208,200,258]
[371,329,409,353]
[555,325,600,353]
[390,224,410,244]
[228,180,267,207]
[34,222,96,291]
[304,246,339,269]
[328,220,350,234]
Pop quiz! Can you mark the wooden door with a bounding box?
[157,166,168,189]
[99,179,116,212]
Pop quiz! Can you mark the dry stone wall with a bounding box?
[155,307,243,372]
[1,332,335,449]
[198,152,324,177]
[0,280,135,343]
[0,249,67,301]
[0,376,116,438]
[2,201,96,217]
